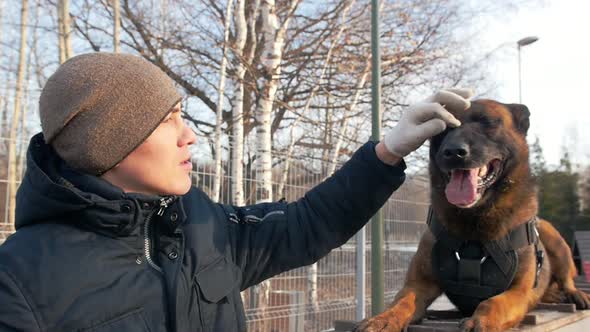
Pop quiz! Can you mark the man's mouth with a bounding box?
[444,159,502,208]
[180,157,192,170]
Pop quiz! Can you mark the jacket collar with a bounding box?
[16,133,185,237]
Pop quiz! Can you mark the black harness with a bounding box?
[428,208,543,315]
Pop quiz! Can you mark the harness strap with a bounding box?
[443,280,499,299]
[427,208,539,278]
[427,208,464,251]
[483,240,513,276]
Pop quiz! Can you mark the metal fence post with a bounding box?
[355,226,366,321]
[370,0,384,316]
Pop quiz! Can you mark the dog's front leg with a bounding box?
[355,232,441,332]
[461,247,542,332]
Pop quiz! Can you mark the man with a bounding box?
[0,53,472,331]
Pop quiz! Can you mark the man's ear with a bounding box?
[506,103,530,136]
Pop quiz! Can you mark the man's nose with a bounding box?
[179,122,197,147]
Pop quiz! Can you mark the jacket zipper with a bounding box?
[143,196,176,273]
[157,196,175,216]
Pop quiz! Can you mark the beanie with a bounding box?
[39,52,182,175]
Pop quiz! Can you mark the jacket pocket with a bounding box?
[194,257,240,329]
[80,308,151,332]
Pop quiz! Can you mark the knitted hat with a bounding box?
[39,52,182,175]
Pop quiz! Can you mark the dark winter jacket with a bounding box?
[0,133,406,331]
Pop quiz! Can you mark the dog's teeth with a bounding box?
[478,166,488,177]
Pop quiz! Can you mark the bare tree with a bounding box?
[212,0,235,202]
[112,0,120,53]
[8,0,28,230]
[278,0,356,200]
[68,0,499,194]
[326,57,371,176]
[255,0,300,203]
[230,0,256,206]
[57,0,65,63]
[57,0,73,63]
[0,0,4,136]
[16,0,39,181]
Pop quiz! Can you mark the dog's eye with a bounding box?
[472,115,501,128]
[482,119,501,128]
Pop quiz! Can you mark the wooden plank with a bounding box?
[521,314,538,325]
[517,310,590,331]
[535,303,577,313]
[552,315,590,332]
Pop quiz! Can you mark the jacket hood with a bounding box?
[15,133,166,236]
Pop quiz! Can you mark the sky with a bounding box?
[479,0,590,168]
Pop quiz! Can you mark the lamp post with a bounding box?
[517,36,539,103]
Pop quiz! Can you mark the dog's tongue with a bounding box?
[445,169,479,206]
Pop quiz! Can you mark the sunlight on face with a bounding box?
[101,103,196,196]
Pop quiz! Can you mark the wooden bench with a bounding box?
[334,279,590,331]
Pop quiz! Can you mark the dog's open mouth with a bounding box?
[444,159,502,208]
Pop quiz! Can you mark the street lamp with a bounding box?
[517,36,539,103]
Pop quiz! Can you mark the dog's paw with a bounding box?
[564,289,590,310]
[354,316,402,332]
[460,316,501,332]
[540,288,565,303]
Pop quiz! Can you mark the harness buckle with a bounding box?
[454,251,487,264]
[534,248,544,288]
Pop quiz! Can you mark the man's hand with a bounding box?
[377,88,474,165]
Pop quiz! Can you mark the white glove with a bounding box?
[383,88,474,158]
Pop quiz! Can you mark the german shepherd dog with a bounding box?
[356,100,590,331]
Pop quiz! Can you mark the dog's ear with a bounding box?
[506,103,530,136]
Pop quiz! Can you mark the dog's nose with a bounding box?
[443,143,470,160]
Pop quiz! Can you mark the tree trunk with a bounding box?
[255,0,298,203]
[253,1,299,325]
[57,0,65,63]
[8,0,28,231]
[0,0,4,139]
[57,0,72,63]
[321,85,332,175]
[232,0,259,206]
[212,0,235,203]
[62,0,73,59]
[16,1,37,180]
[112,0,120,53]
[230,0,253,207]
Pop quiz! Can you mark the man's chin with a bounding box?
[160,178,192,196]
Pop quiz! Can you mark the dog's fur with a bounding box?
[357,100,590,331]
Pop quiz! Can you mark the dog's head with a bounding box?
[429,99,531,209]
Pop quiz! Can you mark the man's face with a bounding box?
[101,103,196,196]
